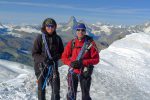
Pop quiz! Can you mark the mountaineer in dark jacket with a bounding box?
[32,18,64,100]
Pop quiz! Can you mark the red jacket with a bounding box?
[61,36,100,74]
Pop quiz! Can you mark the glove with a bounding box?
[70,60,82,69]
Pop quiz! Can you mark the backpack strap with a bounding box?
[70,38,75,57]
[54,35,60,50]
[57,36,59,49]
[71,39,75,51]
[70,36,93,57]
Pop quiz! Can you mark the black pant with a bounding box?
[67,66,93,100]
[37,66,60,100]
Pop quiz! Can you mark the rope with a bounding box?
[42,65,52,90]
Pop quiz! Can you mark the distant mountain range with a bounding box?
[0,17,150,66]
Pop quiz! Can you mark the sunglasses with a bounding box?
[76,29,85,32]
[46,24,55,28]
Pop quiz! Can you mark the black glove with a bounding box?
[70,60,82,69]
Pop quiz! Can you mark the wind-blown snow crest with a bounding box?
[94,32,150,100]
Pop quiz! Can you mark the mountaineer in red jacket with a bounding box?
[61,23,100,100]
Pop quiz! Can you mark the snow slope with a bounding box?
[93,32,150,100]
[0,60,35,100]
[0,32,150,100]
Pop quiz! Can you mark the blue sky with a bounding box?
[0,0,150,25]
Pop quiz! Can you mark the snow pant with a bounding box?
[67,65,94,100]
[36,63,60,100]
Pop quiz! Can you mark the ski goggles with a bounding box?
[45,24,55,28]
[76,29,85,32]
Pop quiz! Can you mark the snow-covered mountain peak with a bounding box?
[67,16,78,27]
[144,21,150,27]
[0,22,4,28]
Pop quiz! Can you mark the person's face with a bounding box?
[76,29,86,39]
[45,24,55,34]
